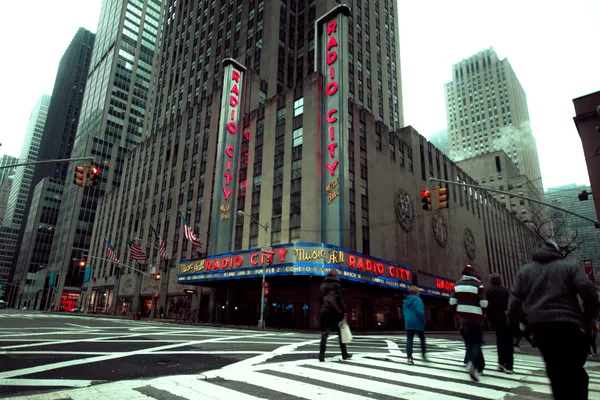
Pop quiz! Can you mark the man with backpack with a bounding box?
[319,269,351,362]
[508,239,600,399]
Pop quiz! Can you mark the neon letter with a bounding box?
[250,253,258,266]
[327,35,338,51]
[326,161,339,175]
[326,109,338,123]
[327,20,337,35]
[227,122,237,134]
[224,173,233,185]
[327,142,338,158]
[277,248,288,262]
[349,255,356,269]
[226,145,235,157]
[222,187,232,200]
[326,81,338,96]
[231,84,240,96]
[230,95,239,107]
[326,51,337,65]
[232,70,241,82]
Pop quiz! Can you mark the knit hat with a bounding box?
[461,264,479,278]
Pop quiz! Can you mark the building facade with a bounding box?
[545,184,600,284]
[88,2,538,330]
[46,0,164,311]
[457,150,544,225]
[9,28,95,309]
[573,91,600,222]
[0,168,16,225]
[11,178,64,309]
[0,227,19,287]
[3,94,51,229]
[444,48,543,196]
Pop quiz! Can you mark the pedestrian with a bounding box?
[508,239,600,400]
[402,286,427,364]
[449,264,488,381]
[159,305,164,319]
[319,269,352,362]
[486,273,514,374]
[454,314,469,366]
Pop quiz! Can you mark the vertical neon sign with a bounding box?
[210,59,246,256]
[317,5,351,247]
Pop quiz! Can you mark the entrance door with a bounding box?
[351,299,364,329]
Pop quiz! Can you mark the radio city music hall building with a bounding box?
[88,2,539,330]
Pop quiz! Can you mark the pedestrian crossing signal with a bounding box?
[73,166,87,187]
[421,189,433,211]
[436,188,449,209]
[88,166,100,187]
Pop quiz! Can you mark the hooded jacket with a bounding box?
[507,246,600,329]
[486,284,510,329]
[403,294,426,331]
[319,276,346,315]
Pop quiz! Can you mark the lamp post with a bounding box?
[237,210,270,329]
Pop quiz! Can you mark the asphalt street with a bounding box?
[2,310,599,399]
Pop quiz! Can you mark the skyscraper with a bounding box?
[3,94,51,229]
[444,48,543,194]
[10,28,95,309]
[46,0,164,311]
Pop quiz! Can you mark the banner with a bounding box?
[48,271,56,287]
[209,59,247,255]
[317,5,351,247]
[83,267,92,283]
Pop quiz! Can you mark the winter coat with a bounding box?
[450,274,488,326]
[319,276,346,315]
[507,246,600,330]
[486,284,510,329]
[403,294,426,331]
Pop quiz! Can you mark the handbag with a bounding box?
[338,320,353,344]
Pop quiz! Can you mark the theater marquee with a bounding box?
[316,5,351,247]
[210,59,246,255]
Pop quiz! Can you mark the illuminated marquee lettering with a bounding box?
[324,19,339,178]
[222,68,241,202]
[436,278,455,291]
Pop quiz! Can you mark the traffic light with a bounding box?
[578,190,589,201]
[73,166,87,187]
[421,189,433,211]
[79,259,86,268]
[436,187,449,209]
[87,166,100,187]
[265,288,269,296]
[155,272,161,281]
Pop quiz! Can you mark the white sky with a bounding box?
[1,0,599,190]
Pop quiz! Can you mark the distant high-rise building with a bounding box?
[10,28,95,309]
[545,184,600,284]
[444,48,543,195]
[0,169,16,225]
[3,94,51,229]
[47,0,164,311]
[0,155,19,187]
[428,129,449,154]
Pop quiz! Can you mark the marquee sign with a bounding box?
[209,59,247,255]
[317,5,351,247]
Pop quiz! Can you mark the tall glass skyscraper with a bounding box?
[47,0,164,311]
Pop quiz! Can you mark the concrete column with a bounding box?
[208,288,216,323]
[132,272,143,314]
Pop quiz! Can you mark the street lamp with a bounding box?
[237,210,270,329]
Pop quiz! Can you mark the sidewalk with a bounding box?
[41,309,462,336]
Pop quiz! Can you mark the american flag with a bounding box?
[128,240,148,261]
[150,223,168,260]
[106,241,120,263]
[180,212,202,248]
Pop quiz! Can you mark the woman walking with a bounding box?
[403,286,427,364]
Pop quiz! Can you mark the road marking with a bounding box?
[0,332,275,379]
[0,378,94,388]
[65,323,92,329]
[384,339,404,357]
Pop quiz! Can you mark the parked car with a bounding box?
[0,300,7,309]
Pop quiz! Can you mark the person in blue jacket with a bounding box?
[403,286,427,364]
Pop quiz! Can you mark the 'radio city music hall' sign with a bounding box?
[317,5,351,247]
[210,59,246,255]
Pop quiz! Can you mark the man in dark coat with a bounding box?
[486,273,514,374]
[319,269,351,362]
[508,239,600,400]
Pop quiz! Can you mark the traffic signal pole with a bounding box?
[0,157,94,170]
[428,177,600,228]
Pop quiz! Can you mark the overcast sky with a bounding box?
[1,0,599,190]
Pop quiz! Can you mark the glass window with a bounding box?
[292,127,303,147]
[293,97,304,117]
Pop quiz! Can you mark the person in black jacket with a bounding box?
[486,273,514,374]
[508,239,600,400]
[319,269,351,362]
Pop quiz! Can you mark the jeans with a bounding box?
[494,324,514,370]
[463,323,485,373]
[531,322,589,400]
[406,330,426,358]
[459,328,469,364]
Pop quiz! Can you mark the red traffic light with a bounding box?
[420,190,430,198]
[90,166,99,174]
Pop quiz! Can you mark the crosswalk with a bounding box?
[12,347,600,399]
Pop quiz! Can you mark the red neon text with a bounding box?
[436,279,455,291]
[324,19,339,178]
[222,68,242,201]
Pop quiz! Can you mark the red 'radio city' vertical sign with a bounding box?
[210,59,247,255]
[318,5,351,247]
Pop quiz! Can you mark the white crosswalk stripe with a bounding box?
[10,347,600,400]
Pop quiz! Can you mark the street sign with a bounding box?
[261,246,272,254]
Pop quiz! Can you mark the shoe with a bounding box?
[467,362,479,381]
[421,354,429,362]
[407,357,414,365]
[342,354,352,360]
[319,354,325,362]
[505,369,515,374]
[498,364,506,372]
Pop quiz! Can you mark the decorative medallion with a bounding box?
[123,278,133,290]
[432,209,448,248]
[394,189,414,232]
[464,228,476,260]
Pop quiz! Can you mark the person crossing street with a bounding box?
[318,269,351,362]
[402,286,427,364]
